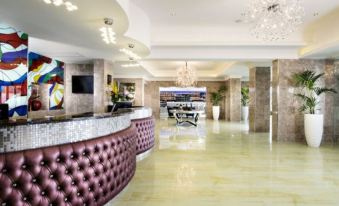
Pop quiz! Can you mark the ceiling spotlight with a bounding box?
[43,0,52,4]
[104,18,114,26]
[120,48,141,60]
[128,44,135,49]
[65,1,78,11]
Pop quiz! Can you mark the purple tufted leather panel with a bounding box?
[132,117,155,155]
[0,125,137,206]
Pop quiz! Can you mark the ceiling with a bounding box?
[131,0,338,26]
[1,0,339,80]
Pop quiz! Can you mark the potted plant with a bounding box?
[293,70,337,147]
[241,87,250,121]
[210,86,226,120]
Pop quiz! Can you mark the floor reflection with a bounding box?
[159,119,206,150]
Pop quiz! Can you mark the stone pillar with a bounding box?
[93,59,114,113]
[225,78,241,121]
[249,67,271,132]
[272,59,335,142]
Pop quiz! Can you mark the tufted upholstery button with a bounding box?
[41,191,46,196]
[12,182,18,188]
[40,161,45,166]
[65,169,69,174]
[57,186,61,190]
[2,169,7,173]
[72,181,75,185]
[77,192,81,196]
[70,154,74,159]
[83,177,87,181]
[22,164,27,169]
[64,197,68,202]
[2,202,7,206]
[50,174,54,179]
[56,158,61,162]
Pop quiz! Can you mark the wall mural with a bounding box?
[28,52,64,111]
[0,23,28,117]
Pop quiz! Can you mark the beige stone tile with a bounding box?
[107,119,339,206]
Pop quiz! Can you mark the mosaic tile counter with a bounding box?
[0,110,133,153]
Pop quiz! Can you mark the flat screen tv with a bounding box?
[72,75,94,94]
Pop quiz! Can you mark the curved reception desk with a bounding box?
[0,107,154,206]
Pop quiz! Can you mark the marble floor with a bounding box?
[108,119,339,206]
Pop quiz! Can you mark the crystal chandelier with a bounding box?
[176,62,197,88]
[244,0,305,41]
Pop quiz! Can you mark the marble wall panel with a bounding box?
[272,59,336,142]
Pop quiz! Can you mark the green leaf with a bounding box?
[314,87,337,95]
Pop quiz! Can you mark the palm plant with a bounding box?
[210,86,226,106]
[241,87,249,106]
[293,70,336,114]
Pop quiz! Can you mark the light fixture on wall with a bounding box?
[176,62,197,88]
[100,18,116,45]
[243,0,305,41]
[119,48,141,60]
[43,0,78,11]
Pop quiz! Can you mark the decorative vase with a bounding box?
[32,100,42,111]
[242,106,249,121]
[212,106,220,121]
[304,114,323,147]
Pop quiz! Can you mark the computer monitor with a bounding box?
[111,102,133,112]
[0,104,9,120]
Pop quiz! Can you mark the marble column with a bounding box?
[272,59,336,142]
[93,59,114,113]
[225,78,241,121]
[249,67,271,132]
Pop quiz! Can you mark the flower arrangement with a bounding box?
[111,80,120,103]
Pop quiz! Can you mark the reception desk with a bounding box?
[0,107,154,206]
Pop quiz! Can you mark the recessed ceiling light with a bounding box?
[121,63,140,68]
[120,48,141,60]
[42,0,78,11]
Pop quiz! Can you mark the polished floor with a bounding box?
[108,119,339,206]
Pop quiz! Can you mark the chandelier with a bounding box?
[244,0,305,41]
[176,62,197,88]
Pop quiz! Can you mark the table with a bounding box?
[170,110,205,126]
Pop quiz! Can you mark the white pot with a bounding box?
[212,106,220,120]
[242,106,249,121]
[304,114,323,148]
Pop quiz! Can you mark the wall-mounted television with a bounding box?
[72,75,94,94]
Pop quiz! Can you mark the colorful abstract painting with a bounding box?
[28,52,64,110]
[0,23,28,117]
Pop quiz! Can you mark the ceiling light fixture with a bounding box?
[100,18,116,45]
[243,0,305,41]
[42,0,78,11]
[121,63,141,68]
[120,48,141,60]
[176,62,197,88]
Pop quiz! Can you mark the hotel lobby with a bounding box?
[0,0,339,205]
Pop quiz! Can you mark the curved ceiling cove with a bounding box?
[0,0,150,63]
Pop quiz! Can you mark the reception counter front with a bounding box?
[0,107,154,206]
